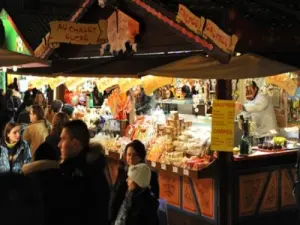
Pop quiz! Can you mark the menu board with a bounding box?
[211,100,235,151]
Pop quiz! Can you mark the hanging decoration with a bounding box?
[101,10,139,55]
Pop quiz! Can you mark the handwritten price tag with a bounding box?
[151,161,156,168]
[183,169,189,176]
[172,167,178,173]
[161,164,167,170]
[105,149,109,155]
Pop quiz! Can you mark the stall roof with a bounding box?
[138,54,299,79]
[12,52,196,77]
[0,48,49,68]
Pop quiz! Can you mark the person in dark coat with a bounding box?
[22,142,64,225]
[4,88,16,121]
[0,173,44,225]
[45,112,69,158]
[15,90,32,123]
[109,140,159,224]
[58,120,110,225]
[114,163,159,225]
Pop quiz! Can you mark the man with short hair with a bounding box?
[59,120,110,225]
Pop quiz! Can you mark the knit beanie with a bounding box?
[62,104,74,118]
[50,100,63,113]
[127,163,151,188]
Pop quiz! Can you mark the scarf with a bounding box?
[5,141,17,149]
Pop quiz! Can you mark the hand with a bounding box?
[235,102,243,114]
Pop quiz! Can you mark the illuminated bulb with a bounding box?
[13,66,18,72]
[236,52,241,56]
[2,67,7,72]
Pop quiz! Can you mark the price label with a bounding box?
[105,149,109,155]
[183,169,189,176]
[151,161,156,168]
[161,164,167,170]
[172,167,178,173]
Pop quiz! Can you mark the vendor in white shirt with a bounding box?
[236,80,278,143]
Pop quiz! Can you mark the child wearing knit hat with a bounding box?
[127,163,151,191]
[114,163,159,225]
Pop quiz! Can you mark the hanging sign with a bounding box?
[265,74,297,97]
[106,10,139,54]
[49,20,108,45]
[176,4,239,55]
[176,4,205,35]
[211,100,235,152]
[203,19,239,55]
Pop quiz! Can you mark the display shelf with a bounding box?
[104,149,215,179]
[233,149,298,161]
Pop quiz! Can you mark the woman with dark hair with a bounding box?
[0,122,31,173]
[33,92,47,109]
[23,104,51,158]
[109,140,159,224]
[45,112,69,158]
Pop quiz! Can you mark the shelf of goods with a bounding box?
[92,112,218,223]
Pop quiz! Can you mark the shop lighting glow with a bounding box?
[236,52,241,56]
[2,67,7,72]
[12,66,17,72]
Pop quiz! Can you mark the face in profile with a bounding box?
[245,85,257,100]
[58,128,80,160]
[7,126,21,143]
[127,177,137,192]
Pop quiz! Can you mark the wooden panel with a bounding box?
[159,171,180,207]
[182,177,197,213]
[281,169,296,207]
[193,178,215,219]
[259,171,279,213]
[239,172,268,217]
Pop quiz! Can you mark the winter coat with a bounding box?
[22,160,65,225]
[0,140,31,173]
[114,187,159,225]
[109,161,159,223]
[4,96,15,120]
[23,120,51,157]
[60,143,110,225]
[243,92,277,138]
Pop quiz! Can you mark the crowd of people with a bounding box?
[0,84,160,225]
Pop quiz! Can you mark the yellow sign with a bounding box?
[176,4,205,35]
[211,100,235,151]
[203,19,238,54]
[265,74,297,96]
[49,20,108,45]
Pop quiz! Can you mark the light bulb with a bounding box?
[13,66,18,72]
[2,67,7,72]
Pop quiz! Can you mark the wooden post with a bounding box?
[216,79,233,225]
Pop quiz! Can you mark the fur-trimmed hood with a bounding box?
[86,142,106,165]
[22,160,60,175]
